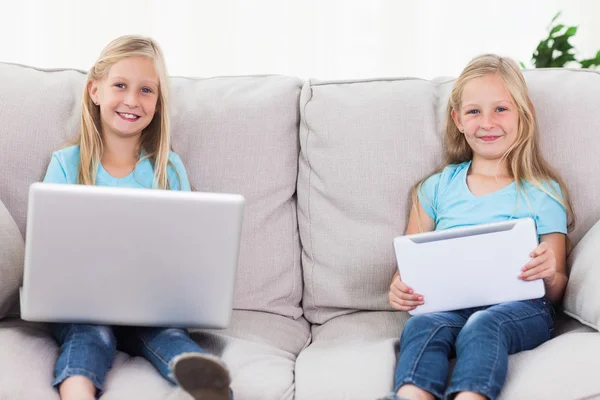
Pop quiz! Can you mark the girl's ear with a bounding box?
[88,80,100,106]
[451,108,464,133]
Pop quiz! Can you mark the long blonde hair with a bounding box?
[412,54,575,232]
[74,35,173,189]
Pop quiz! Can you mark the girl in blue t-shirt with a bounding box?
[382,55,574,400]
[43,35,232,400]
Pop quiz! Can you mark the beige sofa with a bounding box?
[0,62,599,400]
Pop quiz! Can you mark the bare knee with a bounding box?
[58,375,96,400]
[397,384,436,400]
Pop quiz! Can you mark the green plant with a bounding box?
[522,11,600,69]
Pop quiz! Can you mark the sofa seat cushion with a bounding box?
[294,311,600,400]
[0,310,310,400]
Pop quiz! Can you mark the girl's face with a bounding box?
[89,56,159,139]
[451,73,519,163]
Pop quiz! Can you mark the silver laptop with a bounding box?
[20,182,245,329]
[393,218,544,315]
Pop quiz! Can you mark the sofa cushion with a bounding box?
[563,218,600,331]
[0,199,24,319]
[0,311,310,400]
[169,75,303,318]
[295,311,408,400]
[498,332,600,400]
[0,62,303,318]
[294,311,600,400]
[554,310,597,336]
[297,78,450,324]
[298,70,600,324]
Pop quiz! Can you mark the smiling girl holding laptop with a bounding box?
[42,35,232,400]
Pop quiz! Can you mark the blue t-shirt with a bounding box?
[417,161,567,236]
[43,145,191,191]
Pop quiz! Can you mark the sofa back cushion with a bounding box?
[0,63,303,318]
[298,70,600,324]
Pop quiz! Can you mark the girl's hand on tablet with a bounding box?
[389,271,424,311]
[519,241,556,284]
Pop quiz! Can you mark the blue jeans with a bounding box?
[394,297,555,400]
[51,323,206,392]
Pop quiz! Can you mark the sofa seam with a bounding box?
[309,76,453,86]
[300,329,313,352]
[172,74,302,81]
[0,61,88,74]
[278,84,303,313]
[0,61,302,80]
[4,60,600,82]
[286,198,298,308]
[306,67,600,86]
[301,80,320,322]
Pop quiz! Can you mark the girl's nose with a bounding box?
[481,113,496,130]
[124,91,139,107]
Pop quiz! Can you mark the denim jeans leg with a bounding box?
[51,323,117,393]
[445,297,555,400]
[116,326,206,384]
[394,310,470,398]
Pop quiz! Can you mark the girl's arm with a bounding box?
[405,200,435,235]
[392,200,435,281]
[520,232,567,304]
[389,200,434,310]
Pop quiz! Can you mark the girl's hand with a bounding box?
[519,242,556,284]
[389,271,424,312]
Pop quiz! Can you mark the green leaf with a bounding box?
[552,36,574,53]
[551,52,576,67]
[564,26,578,37]
[534,51,553,68]
[579,51,600,68]
[519,61,527,69]
[536,39,553,53]
[580,60,597,69]
[533,39,554,68]
[549,24,565,36]
[530,10,600,70]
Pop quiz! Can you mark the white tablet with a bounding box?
[393,218,544,315]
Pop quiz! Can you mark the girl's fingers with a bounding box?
[523,253,549,270]
[520,265,552,280]
[530,242,549,257]
[390,301,417,312]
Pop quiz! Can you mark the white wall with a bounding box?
[1,0,599,79]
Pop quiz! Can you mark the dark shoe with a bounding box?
[171,353,232,400]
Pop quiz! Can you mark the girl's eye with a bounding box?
[115,83,125,89]
[141,87,153,94]
[496,107,507,112]
[466,109,479,115]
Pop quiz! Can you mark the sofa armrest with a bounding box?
[0,199,24,319]
[563,218,600,331]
